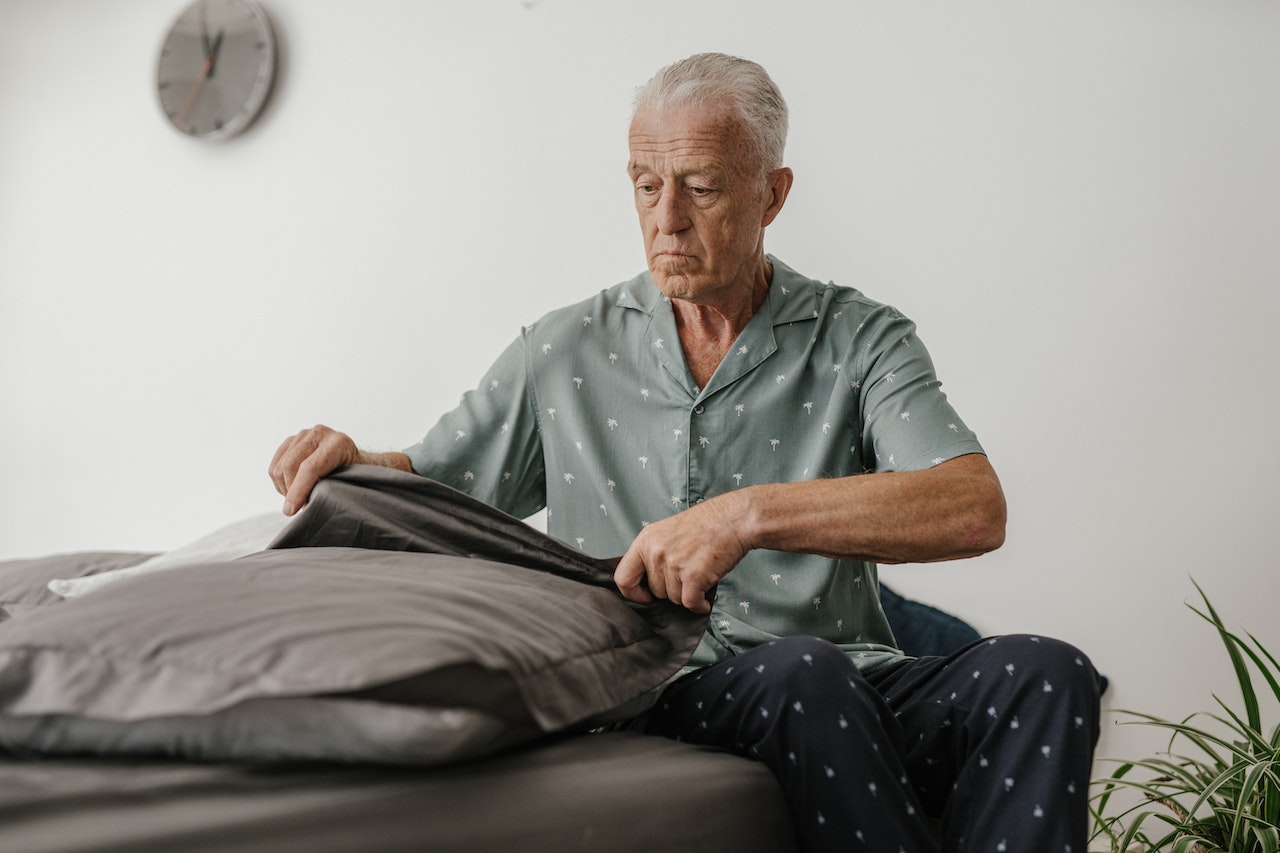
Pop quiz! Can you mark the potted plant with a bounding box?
[1090,580,1280,852]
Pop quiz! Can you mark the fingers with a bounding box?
[267,425,356,515]
[613,548,654,606]
[268,432,306,496]
[614,539,713,615]
[680,581,713,615]
[282,455,325,517]
[268,428,319,500]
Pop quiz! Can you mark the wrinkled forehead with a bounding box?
[627,103,755,177]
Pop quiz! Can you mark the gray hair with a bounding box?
[632,53,789,182]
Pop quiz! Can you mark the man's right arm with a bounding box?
[268,424,413,516]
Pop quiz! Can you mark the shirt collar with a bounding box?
[616,256,821,401]
[762,256,823,326]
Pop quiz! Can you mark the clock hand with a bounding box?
[208,31,224,76]
[176,55,214,127]
[176,30,223,127]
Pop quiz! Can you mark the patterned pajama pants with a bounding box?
[624,634,1101,853]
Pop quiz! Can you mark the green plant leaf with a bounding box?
[1212,697,1272,755]
[1115,711,1252,765]
[1190,578,1261,733]
[1170,837,1224,853]
[1092,580,1280,851]
[1245,630,1280,706]
[1252,822,1280,853]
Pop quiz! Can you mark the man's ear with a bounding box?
[761,167,794,228]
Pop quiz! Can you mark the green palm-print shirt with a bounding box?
[405,256,985,672]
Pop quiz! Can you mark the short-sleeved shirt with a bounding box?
[404,256,984,672]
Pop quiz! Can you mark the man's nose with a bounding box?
[654,188,691,235]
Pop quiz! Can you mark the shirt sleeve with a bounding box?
[854,308,985,472]
[402,331,548,519]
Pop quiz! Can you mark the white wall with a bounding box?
[3,0,1278,777]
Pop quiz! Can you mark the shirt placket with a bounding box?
[686,401,708,507]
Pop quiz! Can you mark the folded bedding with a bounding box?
[47,511,288,599]
[0,466,708,765]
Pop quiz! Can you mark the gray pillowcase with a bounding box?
[0,468,707,764]
[0,695,533,766]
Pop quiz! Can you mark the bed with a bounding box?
[0,465,979,852]
[0,466,805,851]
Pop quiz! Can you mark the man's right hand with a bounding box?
[267,425,362,516]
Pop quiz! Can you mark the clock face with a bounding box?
[156,0,277,141]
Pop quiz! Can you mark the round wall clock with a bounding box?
[156,0,277,141]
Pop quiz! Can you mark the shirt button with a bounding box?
[694,405,705,415]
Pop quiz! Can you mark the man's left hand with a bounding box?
[614,495,750,614]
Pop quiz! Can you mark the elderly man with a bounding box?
[271,53,1099,853]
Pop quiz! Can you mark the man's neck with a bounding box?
[672,258,773,389]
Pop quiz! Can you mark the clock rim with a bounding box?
[156,0,278,142]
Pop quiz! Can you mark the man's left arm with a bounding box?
[614,453,1005,613]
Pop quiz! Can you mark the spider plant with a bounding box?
[1090,580,1280,853]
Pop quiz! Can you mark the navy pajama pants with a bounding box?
[624,634,1101,853]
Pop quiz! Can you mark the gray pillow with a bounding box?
[0,468,707,765]
[0,550,699,764]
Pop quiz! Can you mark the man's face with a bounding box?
[628,102,777,304]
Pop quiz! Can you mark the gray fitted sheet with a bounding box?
[0,731,797,852]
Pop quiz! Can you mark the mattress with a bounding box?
[0,731,798,852]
